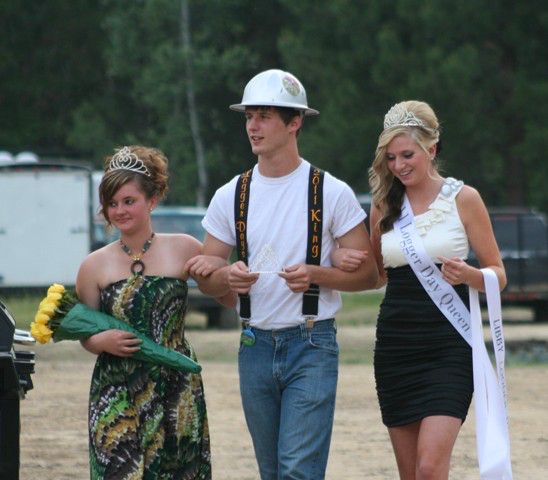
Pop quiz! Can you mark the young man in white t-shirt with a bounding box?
[187,69,378,479]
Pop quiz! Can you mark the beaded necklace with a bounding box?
[120,232,155,275]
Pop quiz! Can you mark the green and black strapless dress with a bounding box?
[89,275,211,479]
[374,266,473,427]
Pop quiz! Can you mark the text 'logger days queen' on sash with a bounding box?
[395,195,471,345]
[394,194,513,479]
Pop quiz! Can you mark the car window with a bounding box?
[522,215,548,253]
[489,212,547,258]
[490,215,519,253]
[151,214,206,241]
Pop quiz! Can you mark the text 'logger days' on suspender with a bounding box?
[234,168,252,319]
[234,165,325,320]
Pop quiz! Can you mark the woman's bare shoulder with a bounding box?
[78,242,119,280]
[457,184,483,204]
[456,184,489,225]
[157,233,202,257]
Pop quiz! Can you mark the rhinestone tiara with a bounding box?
[383,104,426,130]
[106,146,150,177]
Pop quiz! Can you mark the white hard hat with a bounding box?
[230,69,319,116]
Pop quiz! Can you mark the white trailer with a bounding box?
[0,162,93,288]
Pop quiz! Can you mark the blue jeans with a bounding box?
[238,319,339,480]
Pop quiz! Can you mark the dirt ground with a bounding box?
[18,323,548,479]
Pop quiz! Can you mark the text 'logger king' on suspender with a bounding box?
[234,165,325,322]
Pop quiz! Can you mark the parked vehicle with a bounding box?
[151,206,238,329]
[151,206,206,241]
[451,207,547,322]
[0,162,93,289]
[487,208,548,322]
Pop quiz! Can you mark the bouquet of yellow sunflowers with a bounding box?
[31,283,201,373]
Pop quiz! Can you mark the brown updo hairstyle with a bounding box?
[99,145,169,225]
[368,100,440,233]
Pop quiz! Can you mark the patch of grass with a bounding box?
[337,291,383,326]
[2,290,381,365]
[8,290,547,366]
[489,340,548,366]
[1,292,42,328]
[339,339,375,364]
[340,350,374,364]
[2,291,384,329]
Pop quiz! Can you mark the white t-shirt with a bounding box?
[203,159,366,329]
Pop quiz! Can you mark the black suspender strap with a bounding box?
[234,169,253,319]
[303,166,324,317]
[233,164,324,321]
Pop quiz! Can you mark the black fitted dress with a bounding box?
[374,179,473,427]
[374,266,473,427]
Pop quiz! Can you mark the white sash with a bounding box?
[470,269,512,479]
[394,195,472,345]
[394,195,512,479]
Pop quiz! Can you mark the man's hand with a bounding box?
[331,248,369,272]
[279,264,313,293]
[185,254,228,278]
[228,261,259,294]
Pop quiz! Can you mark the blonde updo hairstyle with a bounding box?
[369,100,440,233]
[99,145,169,225]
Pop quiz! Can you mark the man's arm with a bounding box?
[185,233,234,298]
[185,233,260,307]
[280,222,379,293]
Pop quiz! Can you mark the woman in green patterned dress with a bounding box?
[76,145,219,479]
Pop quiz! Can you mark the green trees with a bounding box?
[279,0,548,211]
[0,0,106,154]
[1,0,546,211]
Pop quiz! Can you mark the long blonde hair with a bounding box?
[369,100,440,233]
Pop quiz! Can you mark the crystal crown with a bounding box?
[106,147,150,176]
[383,104,426,130]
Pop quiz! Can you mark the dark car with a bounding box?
[467,208,548,321]
[151,206,239,328]
[487,208,548,322]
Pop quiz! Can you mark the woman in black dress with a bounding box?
[334,101,506,479]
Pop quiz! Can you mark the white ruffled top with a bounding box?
[381,177,470,268]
